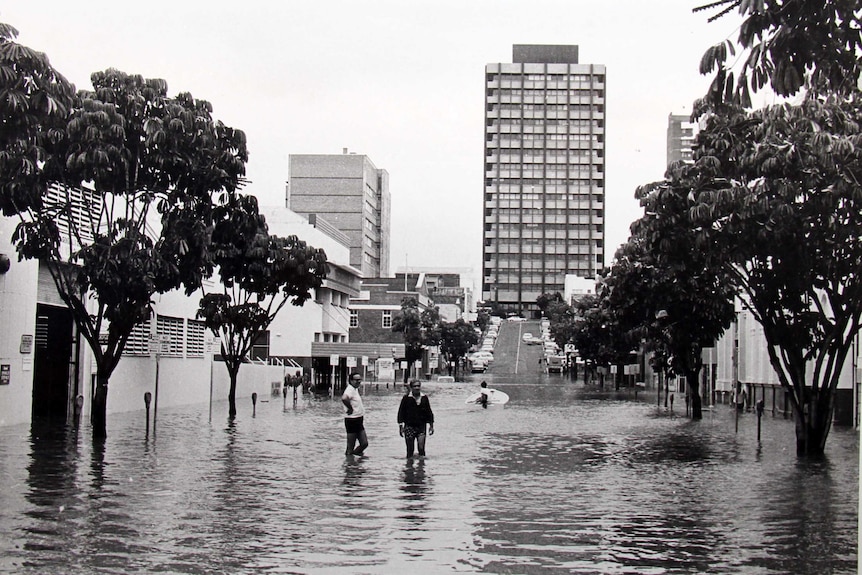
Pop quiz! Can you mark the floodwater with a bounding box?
[0,374,857,574]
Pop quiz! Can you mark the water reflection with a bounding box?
[0,380,856,574]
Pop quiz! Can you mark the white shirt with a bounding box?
[342,384,365,418]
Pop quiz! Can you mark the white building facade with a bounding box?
[0,202,360,428]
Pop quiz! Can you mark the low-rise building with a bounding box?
[0,200,361,428]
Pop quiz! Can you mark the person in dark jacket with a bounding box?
[397,379,435,457]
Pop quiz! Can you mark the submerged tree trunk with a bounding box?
[227,361,240,418]
[795,389,833,456]
[685,369,703,420]
[91,373,109,439]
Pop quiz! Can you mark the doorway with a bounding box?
[32,304,77,420]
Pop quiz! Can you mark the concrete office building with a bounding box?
[483,45,606,315]
[287,150,391,278]
[667,113,697,166]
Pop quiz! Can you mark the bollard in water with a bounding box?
[74,395,84,425]
[144,392,152,433]
[756,399,765,442]
[251,392,258,417]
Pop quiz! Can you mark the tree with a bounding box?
[568,295,628,388]
[1,47,248,437]
[603,218,736,418]
[536,292,564,315]
[391,297,440,382]
[197,194,328,418]
[439,319,479,379]
[683,95,862,454]
[475,308,491,332]
[695,0,862,109]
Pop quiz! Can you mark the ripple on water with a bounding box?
[0,380,856,574]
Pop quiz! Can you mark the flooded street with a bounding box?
[0,374,857,574]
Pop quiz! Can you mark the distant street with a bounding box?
[485,319,544,375]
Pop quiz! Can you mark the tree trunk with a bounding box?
[795,391,833,456]
[91,373,109,439]
[227,362,240,418]
[686,370,703,420]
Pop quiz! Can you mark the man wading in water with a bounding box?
[397,380,434,457]
[342,373,368,456]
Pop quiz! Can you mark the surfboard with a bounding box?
[465,389,509,405]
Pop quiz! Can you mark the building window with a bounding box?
[250,331,270,361]
[382,310,392,328]
[350,309,359,328]
[156,315,184,357]
[186,319,206,357]
[123,320,152,356]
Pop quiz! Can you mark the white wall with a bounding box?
[715,307,859,391]
[107,355,284,416]
[0,217,39,426]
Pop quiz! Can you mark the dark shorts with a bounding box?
[403,424,426,440]
[344,416,365,434]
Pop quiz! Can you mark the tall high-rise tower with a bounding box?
[482,45,606,315]
[666,113,697,166]
[287,150,391,278]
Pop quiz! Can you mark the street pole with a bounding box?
[208,353,214,423]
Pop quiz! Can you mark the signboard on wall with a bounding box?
[0,364,9,385]
[19,335,33,354]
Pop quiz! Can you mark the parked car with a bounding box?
[470,358,488,373]
[546,354,565,373]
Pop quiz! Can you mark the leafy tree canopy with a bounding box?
[0,25,249,437]
[695,0,862,109]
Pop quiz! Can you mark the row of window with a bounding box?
[485,179,604,188]
[123,315,207,358]
[494,103,603,113]
[488,118,604,128]
[489,88,604,98]
[492,167,603,179]
[488,76,605,88]
[349,309,392,328]
[485,222,602,232]
[485,241,602,255]
[489,192,603,202]
[494,133,600,142]
[491,152,603,166]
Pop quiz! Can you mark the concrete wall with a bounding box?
[0,217,39,426]
[106,355,284,416]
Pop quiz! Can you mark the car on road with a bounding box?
[546,354,565,373]
[470,358,488,373]
[507,316,527,322]
[470,351,494,363]
[522,332,533,342]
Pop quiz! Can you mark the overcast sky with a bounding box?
[6,1,743,289]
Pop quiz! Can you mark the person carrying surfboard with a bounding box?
[479,381,489,409]
[397,380,435,458]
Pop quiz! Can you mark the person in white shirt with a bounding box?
[342,373,368,456]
